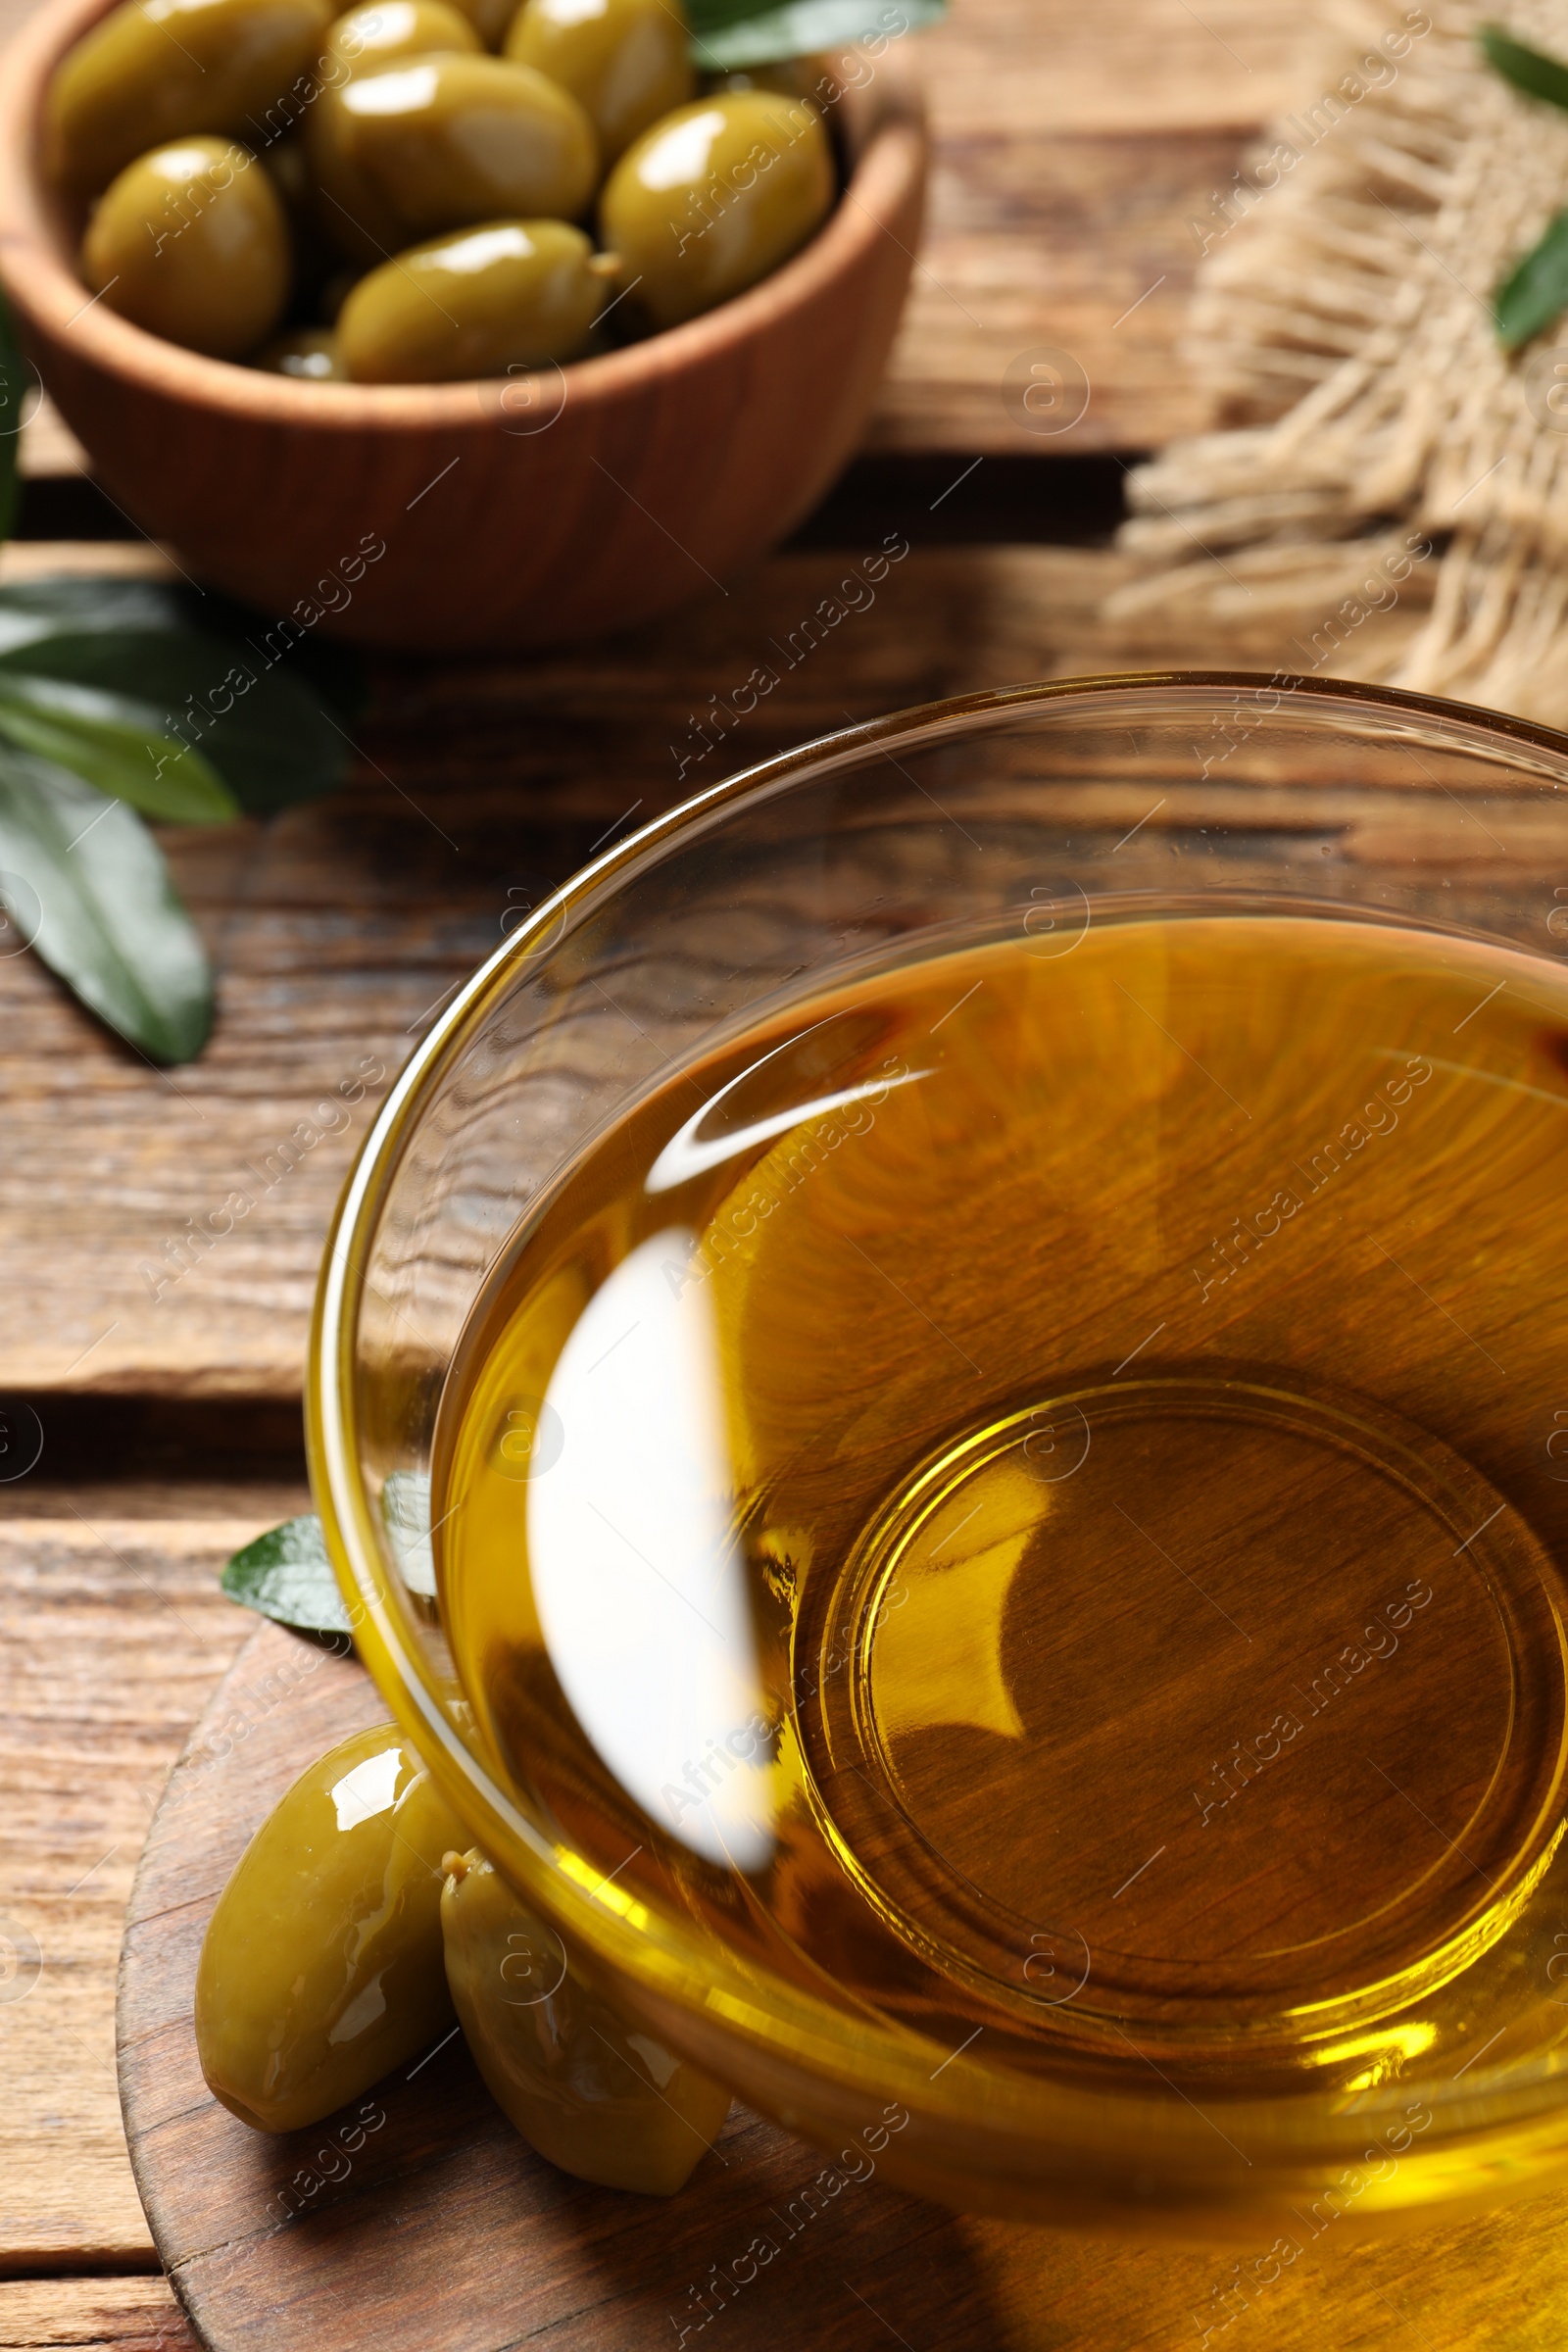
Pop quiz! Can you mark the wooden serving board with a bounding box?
[117,1616,1568,2352]
[116,1617,1025,2352]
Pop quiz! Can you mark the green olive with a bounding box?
[46,0,336,195]
[307,5,487,260]
[195,1723,466,2132]
[328,54,598,243]
[81,139,291,360]
[440,1850,731,2193]
[442,0,519,47]
[256,324,346,375]
[599,90,833,327]
[505,0,693,166]
[324,0,480,71]
[338,218,613,380]
[303,80,411,263]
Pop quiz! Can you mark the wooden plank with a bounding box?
[0,543,172,582]
[0,2278,194,2351]
[0,538,1439,1400]
[868,128,1248,455]
[0,1501,307,2273]
[5,0,1323,475]
[15,396,86,483]
[118,1614,1568,2352]
[869,0,1326,452]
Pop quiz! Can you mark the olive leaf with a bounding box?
[222,1486,441,1640]
[222,1515,356,1639]
[1481,28,1568,348]
[687,0,945,70]
[0,747,212,1062]
[1495,206,1568,350]
[0,293,364,1057]
[1479,24,1568,113]
[0,581,361,816]
[0,673,237,823]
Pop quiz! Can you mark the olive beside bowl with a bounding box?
[0,0,927,651]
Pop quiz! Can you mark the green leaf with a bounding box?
[687,0,944,69]
[0,291,25,548]
[1495,205,1568,349]
[221,1515,356,1639]
[0,631,351,816]
[0,747,211,1060]
[0,580,363,815]
[1479,24,1568,112]
[0,579,198,656]
[0,673,237,823]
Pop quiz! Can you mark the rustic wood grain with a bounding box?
[870,0,1324,457]
[117,1614,1568,2352]
[0,1504,306,2274]
[0,538,1437,1400]
[14,393,85,482]
[0,2278,195,2351]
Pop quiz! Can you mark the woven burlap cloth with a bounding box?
[1110,0,1568,724]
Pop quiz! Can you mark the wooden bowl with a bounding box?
[0,0,927,651]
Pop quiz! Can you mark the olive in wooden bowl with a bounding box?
[0,0,926,649]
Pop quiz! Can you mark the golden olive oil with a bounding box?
[432,911,1568,2085]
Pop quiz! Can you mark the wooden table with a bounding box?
[9,0,1561,2343]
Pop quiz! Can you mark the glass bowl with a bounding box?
[308,670,1568,2240]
